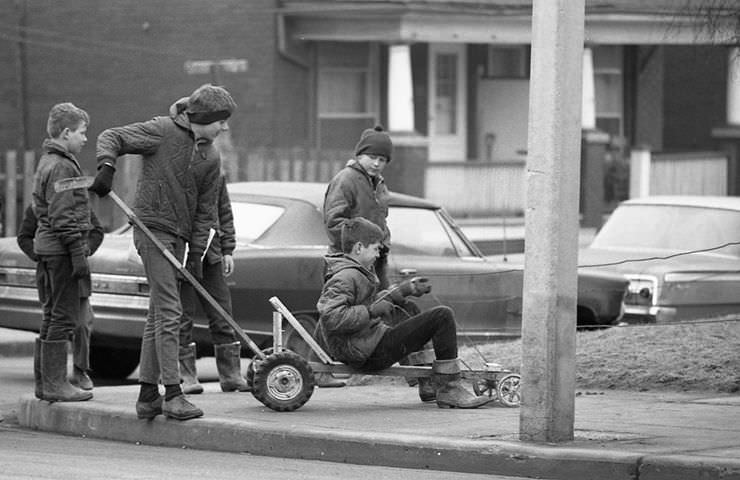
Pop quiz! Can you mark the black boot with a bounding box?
[179,342,204,394]
[214,342,251,392]
[433,359,490,409]
[40,339,93,402]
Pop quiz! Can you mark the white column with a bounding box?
[728,47,740,126]
[388,45,414,132]
[582,47,596,130]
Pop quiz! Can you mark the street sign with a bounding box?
[184,59,248,75]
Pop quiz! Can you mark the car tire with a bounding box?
[89,345,140,380]
[252,350,315,412]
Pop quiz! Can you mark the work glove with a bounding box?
[88,163,115,197]
[68,240,90,279]
[387,277,432,304]
[368,299,394,319]
[185,252,203,280]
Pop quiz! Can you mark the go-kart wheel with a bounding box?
[472,377,495,398]
[496,373,521,407]
[252,350,315,412]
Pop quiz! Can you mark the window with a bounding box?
[484,46,530,78]
[593,46,623,138]
[231,202,284,243]
[317,42,379,149]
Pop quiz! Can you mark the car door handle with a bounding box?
[399,268,417,276]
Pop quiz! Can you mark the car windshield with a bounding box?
[388,207,477,257]
[231,202,284,243]
[591,204,740,256]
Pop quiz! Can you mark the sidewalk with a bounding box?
[15,381,740,480]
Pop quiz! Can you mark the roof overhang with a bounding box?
[279,1,739,45]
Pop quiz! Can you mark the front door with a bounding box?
[428,44,467,162]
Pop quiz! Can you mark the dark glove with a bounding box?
[88,163,115,197]
[68,240,90,279]
[185,252,203,280]
[368,299,394,318]
[388,276,432,303]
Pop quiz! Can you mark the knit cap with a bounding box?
[354,125,393,162]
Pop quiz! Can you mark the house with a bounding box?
[1,0,738,226]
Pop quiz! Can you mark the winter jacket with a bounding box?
[19,203,104,262]
[315,254,390,367]
[203,174,236,265]
[95,102,219,255]
[32,139,93,255]
[323,159,390,253]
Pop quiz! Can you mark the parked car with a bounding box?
[0,182,627,379]
[579,196,740,323]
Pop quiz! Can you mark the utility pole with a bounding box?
[519,0,585,443]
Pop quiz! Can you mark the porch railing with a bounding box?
[630,149,728,198]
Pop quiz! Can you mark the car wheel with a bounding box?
[89,345,140,380]
[252,350,315,412]
[496,373,521,408]
[283,313,318,360]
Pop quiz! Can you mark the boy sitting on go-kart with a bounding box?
[315,217,490,409]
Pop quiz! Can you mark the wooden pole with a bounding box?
[23,150,34,209]
[519,0,585,443]
[5,151,18,237]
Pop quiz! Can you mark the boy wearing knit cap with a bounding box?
[89,84,237,421]
[315,217,489,409]
[324,125,393,290]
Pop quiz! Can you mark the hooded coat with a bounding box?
[315,254,390,368]
[95,99,219,255]
[323,159,390,254]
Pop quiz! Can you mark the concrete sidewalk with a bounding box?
[16,382,740,480]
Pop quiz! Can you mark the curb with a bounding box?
[17,395,740,480]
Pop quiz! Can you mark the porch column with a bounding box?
[581,47,596,130]
[711,47,740,195]
[388,45,414,132]
[728,47,740,126]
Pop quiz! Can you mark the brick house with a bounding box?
[1,0,738,222]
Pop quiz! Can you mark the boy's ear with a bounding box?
[60,127,71,140]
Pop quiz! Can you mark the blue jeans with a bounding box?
[360,306,458,371]
[134,228,185,386]
[37,255,80,341]
[37,261,92,370]
[179,259,236,347]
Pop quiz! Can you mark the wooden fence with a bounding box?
[630,149,728,198]
[2,146,730,237]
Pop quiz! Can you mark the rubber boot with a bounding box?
[433,359,490,409]
[179,342,204,394]
[214,342,250,392]
[33,338,43,400]
[69,365,94,391]
[40,339,93,402]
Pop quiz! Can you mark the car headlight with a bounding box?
[625,276,657,306]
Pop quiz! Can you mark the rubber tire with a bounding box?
[496,373,521,408]
[252,350,315,412]
[89,345,140,379]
